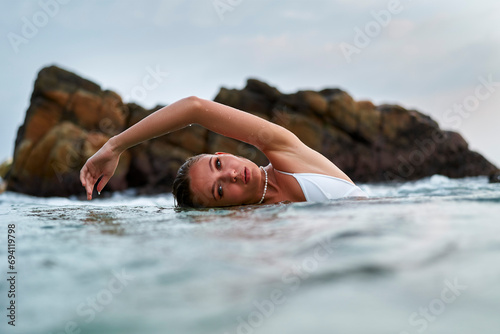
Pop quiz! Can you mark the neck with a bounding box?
[258,165,281,204]
[257,166,267,204]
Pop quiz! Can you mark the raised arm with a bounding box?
[80,96,302,199]
[111,96,299,154]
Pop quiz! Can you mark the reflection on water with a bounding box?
[27,207,126,235]
[83,210,125,236]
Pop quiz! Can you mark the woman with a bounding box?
[80,96,367,207]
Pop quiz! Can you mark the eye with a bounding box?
[218,185,223,198]
[216,158,222,170]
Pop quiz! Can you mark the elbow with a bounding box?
[182,95,204,112]
[178,96,206,126]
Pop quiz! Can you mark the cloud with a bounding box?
[280,9,316,21]
[386,19,415,39]
[152,0,186,27]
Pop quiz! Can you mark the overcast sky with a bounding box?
[1,0,499,167]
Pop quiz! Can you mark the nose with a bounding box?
[221,169,237,183]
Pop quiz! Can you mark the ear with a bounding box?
[215,152,230,155]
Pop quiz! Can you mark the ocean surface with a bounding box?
[1,175,500,334]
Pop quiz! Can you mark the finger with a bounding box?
[86,182,93,200]
[85,175,96,200]
[80,165,93,200]
[96,174,112,194]
[80,165,87,186]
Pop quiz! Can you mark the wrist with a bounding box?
[107,136,125,155]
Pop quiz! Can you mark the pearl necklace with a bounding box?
[258,166,268,204]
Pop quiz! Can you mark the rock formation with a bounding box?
[5,66,498,197]
[6,66,130,197]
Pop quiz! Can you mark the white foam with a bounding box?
[0,191,175,207]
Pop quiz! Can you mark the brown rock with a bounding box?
[0,158,11,194]
[70,90,102,128]
[23,99,63,143]
[301,91,328,115]
[163,125,208,154]
[0,158,12,179]
[45,89,71,107]
[356,101,381,143]
[379,104,413,142]
[7,66,128,197]
[284,90,329,116]
[327,91,358,134]
[273,112,323,151]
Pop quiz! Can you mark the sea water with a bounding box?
[0,175,499,334]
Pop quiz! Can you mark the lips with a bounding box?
[244,167,249,184]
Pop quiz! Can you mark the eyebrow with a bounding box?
[209,157,216,201]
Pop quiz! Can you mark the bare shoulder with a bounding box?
[265,141,354,183]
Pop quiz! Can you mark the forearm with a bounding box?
[108,96,200,153]
[108,95,299,156]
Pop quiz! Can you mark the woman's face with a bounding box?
[189,153,264,207]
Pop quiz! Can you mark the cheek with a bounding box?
[227,184,245,198]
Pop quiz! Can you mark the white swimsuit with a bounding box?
[276,170,368,202]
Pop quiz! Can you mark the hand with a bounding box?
[80,140,121,200]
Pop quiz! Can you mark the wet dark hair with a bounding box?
[172,154,207,208]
